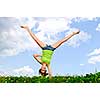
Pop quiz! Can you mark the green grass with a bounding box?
[0,72,100,83]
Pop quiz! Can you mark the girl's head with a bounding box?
[39,63,48,76]
[39,68,48,76]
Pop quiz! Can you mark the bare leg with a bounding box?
[21,25,46,48]
[52,30,80,48]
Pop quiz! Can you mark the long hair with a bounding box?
[39,69,48,76]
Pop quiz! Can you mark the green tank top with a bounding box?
[41,50,54,64]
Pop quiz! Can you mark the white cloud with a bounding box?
[34,17,71,44]
[35,18,91,46]
[87,48,100,64]
[0,17,92,56]
[88,48,100,56]
[0,70,8,76]
[96,23,100,31]
[80,64,85,66]
[37,18,70,33]
[0,17,71,56]
[13,66,34,77]
[73,17,97,22]
[0,17,41,56]
[67,30,91,47]
[88,55,100,64]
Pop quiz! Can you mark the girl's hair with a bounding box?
[39,69,48,76]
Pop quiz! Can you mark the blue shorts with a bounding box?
[42,44,56,51]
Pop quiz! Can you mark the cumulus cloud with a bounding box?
[0,17,71,56]
[0,65,34,77]
[0,17,92,56]
[32,17,71,44]
[96,23,100,31]
[88,48,100,56]
[0,17,39,56]
[35,18,70,33]
[13,66,34,77]
[73,17,97,22]
[0,70,8,76]
[80,64,85,66]
[87,48,100,64]
[88,55,100,64]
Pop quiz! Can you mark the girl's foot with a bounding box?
[73,30,80,35]
[20,25,28,29]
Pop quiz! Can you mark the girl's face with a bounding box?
[41,63,46,73]
[41,66,46,73]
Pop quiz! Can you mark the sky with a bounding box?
[0,17,100,76]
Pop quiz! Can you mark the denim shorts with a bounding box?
[42,44,56,51]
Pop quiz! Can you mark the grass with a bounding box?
[0,72,100,83]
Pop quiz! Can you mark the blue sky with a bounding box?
[0,17,100,76]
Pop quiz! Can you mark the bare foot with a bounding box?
[73,30,80,35]
[20,25,28,29]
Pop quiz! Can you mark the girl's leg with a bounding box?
[21,25,46,48]
[29,31,46,48]
[51,30,80,48]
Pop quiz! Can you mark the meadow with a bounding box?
[0,72,100,83]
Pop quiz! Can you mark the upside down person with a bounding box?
[21,25,80,79]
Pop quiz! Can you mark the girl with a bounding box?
[21,25,80,78]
